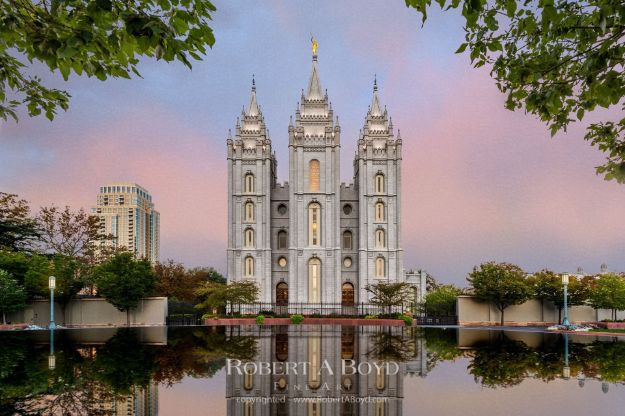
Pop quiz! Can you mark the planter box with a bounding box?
[606,322,625,329]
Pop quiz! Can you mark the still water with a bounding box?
[0,326,624,415]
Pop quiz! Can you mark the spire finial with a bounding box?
[311,35,318,57]
[373,74,378,92]
[252,74,256,91]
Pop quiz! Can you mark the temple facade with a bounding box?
[226,47,426,306]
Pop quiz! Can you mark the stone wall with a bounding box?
[457,295,621,326]
[7,297,167,327]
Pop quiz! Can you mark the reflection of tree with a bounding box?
[421,328,464,371]
[367,329,414,362]
[587,340,625,383]
[153,327,258,385]
[468,334,534,388]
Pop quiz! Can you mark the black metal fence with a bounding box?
[226,302,409,317]
[414,315,457,325]
[166,314,203,326]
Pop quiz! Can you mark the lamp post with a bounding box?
[562,333,570,379]
[48,276,56,330]
[562,273,570,327]
[48,328,55,370]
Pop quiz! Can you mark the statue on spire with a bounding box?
[311,36,318,56]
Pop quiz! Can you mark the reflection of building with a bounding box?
[226,326,427,416]
[226,45,427,306]
[92,183,160,263]
[100,382,159,416]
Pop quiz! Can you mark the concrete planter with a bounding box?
[605,322,625,329]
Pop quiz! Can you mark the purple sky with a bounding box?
[1,1,624,286]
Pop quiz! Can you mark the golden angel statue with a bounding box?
[311,37,318,55]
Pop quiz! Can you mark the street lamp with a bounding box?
[48,276,56,330]
[562,333,570,379]
[561,273,570,327]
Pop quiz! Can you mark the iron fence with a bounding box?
[225,302,409,317]
[166,314,202,326]
[414,315,457,325]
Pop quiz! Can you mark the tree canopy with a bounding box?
[406,0,625,182]
[0,270,26,324]
[0,193,39,252]
[468,262,532,325]
[1,0,216,122]
[425,284,462,316]
[531,269,590,321]
[589,273,625,320]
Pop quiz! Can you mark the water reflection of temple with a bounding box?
[226,326,427,416]
[99,383,159,416]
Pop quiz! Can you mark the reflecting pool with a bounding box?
[0,326,624,415]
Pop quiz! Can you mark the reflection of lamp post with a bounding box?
[562,273,570,327]
[48,276,56,330]
[562,333,570,379]
[48,328,55,370]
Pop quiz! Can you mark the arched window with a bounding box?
[375,257,386,277]
[276,282,288,306]
[376,362,386,390]
[308,337,321,390]
[308,258,321,302]
[309,159,320,192]
[375,173,385,193]
[244,364,254,390]
[244,173,255,193]
[375,202,385,221]
[244,202,254,222]
[277,230,287,250]
[244,256,254,277]
[342,230,353,250]
[244,228,254,248]
[342,282,355,306]
[308,203,321,246]
[244,402,254,416]
[275,331,288,361]
[375,229,386,248]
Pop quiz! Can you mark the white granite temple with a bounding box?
[226,45,426,306]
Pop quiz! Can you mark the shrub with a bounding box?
[401,315,413,326]
[256,315,265,325]
[290,314,304,325]
[364,315,378,320]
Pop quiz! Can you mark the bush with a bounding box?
[290,314,304,325]
[364,315,378,320]
[401,315,414,326]
[256,315,265,325]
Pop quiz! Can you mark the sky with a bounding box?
[1,1,625,286]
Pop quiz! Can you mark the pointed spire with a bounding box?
[306,55,323,100]
[370,76,382,116]
[246,76,260,116]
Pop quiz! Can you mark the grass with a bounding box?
[591,328,625,333]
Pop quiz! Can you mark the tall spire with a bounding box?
[306,39,323,100]
[246,75,260,116]
[370,76,382,116]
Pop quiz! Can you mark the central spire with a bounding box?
[306,40,323,100]
[246,75,260,116]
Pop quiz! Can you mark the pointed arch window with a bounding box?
[308,337,321,389]
[277,230,287,250]
[375,257,386,278]
[244,256,255,277]
[245,173,255,193]
[244,202,254,222]
[244,228,254,248]
[342,230,353,250]
[375,229,386,248]
[308,257,321,302]
[309,159,320,192]
[375,202,385,221]
[308,202,321,246]
[375,174,385,193]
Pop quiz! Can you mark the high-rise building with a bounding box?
[92,183,160,263]
[226,44,426,305]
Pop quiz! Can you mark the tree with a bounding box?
[194,280,258,316]
[0,193,39,251]
[0,270,26,324]
[37,206,106,259]
[0,0,216,122]
[189,266,227,284]
[365,281,414,316]
[93,252,157,326]
[406,0,625,182]
[425,284,462,316]
[155,260,204,302]
[531,270,590,322]
[589,273,625,320]
[468,262,531,326]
